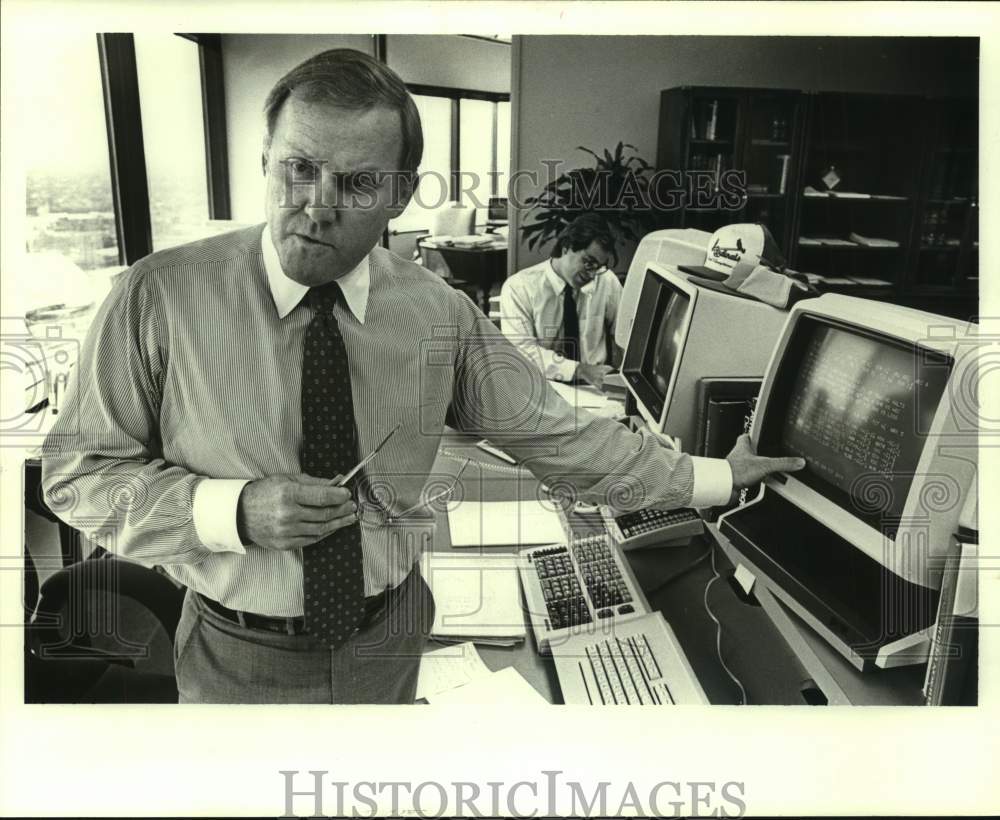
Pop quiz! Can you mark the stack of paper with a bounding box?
[451,234,496,248]
[829,190,871,199]
[548,381,626,418]
[416,642,548,704]
[447,499,566,548]
[416,642,492,700]
[420,552,527,644]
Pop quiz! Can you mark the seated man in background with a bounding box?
[500,214,622,387]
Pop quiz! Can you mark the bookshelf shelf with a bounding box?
[798,243,901,251]
[656,87,977,319]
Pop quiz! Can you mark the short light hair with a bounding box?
[262,48,423,176]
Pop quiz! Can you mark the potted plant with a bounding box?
[520,142,658,265]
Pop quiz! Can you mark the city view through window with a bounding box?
[24,36,120,280]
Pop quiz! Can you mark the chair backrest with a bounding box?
[432,205,475,237]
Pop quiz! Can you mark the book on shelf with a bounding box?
[848,231,899,248]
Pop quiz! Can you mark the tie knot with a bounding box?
[308,281,343,314]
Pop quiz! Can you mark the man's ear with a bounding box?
[385,172,416,217]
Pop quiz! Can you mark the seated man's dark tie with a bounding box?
[300,282,366,648]
[560,284,581,362]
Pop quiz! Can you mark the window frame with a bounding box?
[96,32,230,265]
[406,83,510,209]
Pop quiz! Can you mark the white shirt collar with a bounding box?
[261,226,370,322]
[545,258,597,296]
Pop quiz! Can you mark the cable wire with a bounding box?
[645,546,711,597]
[703,544,749,705]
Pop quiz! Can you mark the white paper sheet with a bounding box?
[416,642,492,700]
[427,666,547,705]
[447,499,566,547]
[421,552,527,639]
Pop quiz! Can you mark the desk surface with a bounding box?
[428,432,817,705]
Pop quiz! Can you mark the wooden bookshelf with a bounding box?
[656,87,978,319]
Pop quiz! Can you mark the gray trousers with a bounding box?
[173,567,435,704]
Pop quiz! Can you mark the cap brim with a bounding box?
[684,275,757,301]
[679,264,729,282]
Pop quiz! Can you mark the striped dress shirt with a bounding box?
[500,259,623,382]
[41,225,730,618]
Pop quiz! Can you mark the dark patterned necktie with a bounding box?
[300,282,366,648]
[560,284,580,362]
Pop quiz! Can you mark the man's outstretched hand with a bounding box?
[237,473,357,550]
[726,434,806,490]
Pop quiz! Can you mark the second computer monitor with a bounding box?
[621,263,791,453]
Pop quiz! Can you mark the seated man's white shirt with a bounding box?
[500,259,623,381]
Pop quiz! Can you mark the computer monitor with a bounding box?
[719,293,978,668]
[621,262,790,452]
[615,228,711,351]
[487,197,508,222]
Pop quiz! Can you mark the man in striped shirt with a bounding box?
[41,48,802,704]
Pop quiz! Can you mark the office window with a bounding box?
[134,34,212,250]
[496,101,511,194]
[459,98,495,213]
[390,88,510,236]
[22,34,122,311]
[392,94,453,234]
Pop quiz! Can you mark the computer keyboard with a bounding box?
[552,612,709,705]
[603,506,704,551]
[518,534,648,653]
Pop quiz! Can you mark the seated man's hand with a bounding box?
[577,363,614,389]
[726,434,806,490]
[237,474,357,550]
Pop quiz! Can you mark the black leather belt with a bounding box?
[198,571,410,637]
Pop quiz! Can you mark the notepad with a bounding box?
[447,499,566,547]
[420,552,527,641]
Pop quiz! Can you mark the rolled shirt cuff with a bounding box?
[193,478,251,554]
[688,456,734,508]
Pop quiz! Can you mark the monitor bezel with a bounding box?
[621,263,698,433]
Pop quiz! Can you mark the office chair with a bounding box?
[431,204,476,237]
[24,551,185,703]
[415,205,482,302]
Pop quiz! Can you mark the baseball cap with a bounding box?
[679,223,786,282]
